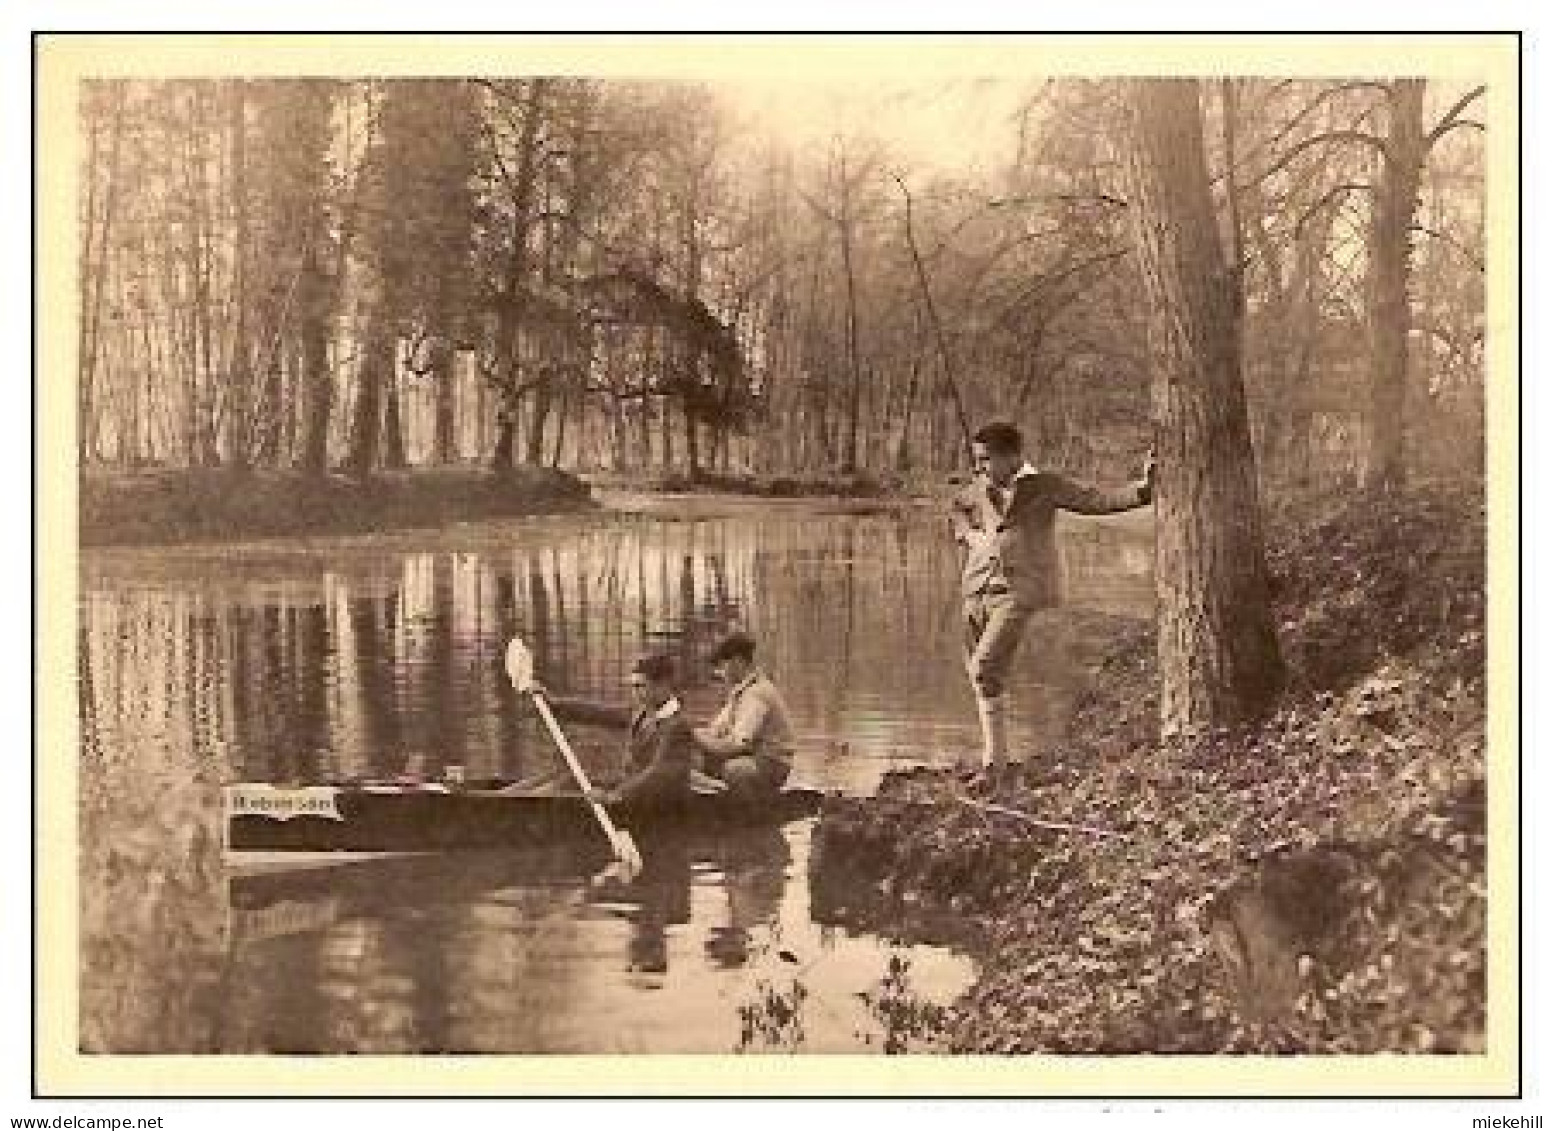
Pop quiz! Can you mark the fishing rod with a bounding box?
[893,173,974,462]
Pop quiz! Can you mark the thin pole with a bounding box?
[894,174,973,457]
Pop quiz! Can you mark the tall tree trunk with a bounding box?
[491,406,517,472]
[656,333,674,471]
[430,334,456,463]
[683,395,701,479]
[188,88,220,467]
[524,380,552,466]
[297,233,334,472]
[551,385,569,467]
[839,206,863,475]
[489,80,548,472]
[1123,78,1284,735]
[678,180,705,482]
[343,313,393,475]
[895,352,922,473]
[381,351,407,469]
[225,81,253,468]
[1365,79,1426,493]
[1286,212,1331,491]
[290,82,344,474]
[80,84,127,465]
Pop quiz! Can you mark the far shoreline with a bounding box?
[77,465,930,550]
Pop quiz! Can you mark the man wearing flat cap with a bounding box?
[693,632,797,802]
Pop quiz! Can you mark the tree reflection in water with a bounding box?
[78,504,1148,1051]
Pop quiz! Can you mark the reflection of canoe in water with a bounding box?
[224,780,824,854]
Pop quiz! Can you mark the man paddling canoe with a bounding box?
[530,651,702,815]
[523,633,798,812]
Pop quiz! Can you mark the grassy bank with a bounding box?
[814,482,1488,1053]
[79,465,595,547]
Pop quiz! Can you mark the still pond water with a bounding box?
[78,494,1152,1054]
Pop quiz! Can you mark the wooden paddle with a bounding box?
[504,637,643,879]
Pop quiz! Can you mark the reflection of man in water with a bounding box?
[693,632,797,803]
[611,828,789,975]
[703,827,790,968]
[621,833,691,975]
[951,421,1152,778]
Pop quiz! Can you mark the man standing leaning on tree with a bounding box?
[952,421,1154,780]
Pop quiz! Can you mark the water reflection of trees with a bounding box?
[77,508,1150,1050]
[81,511,1000,787]
[78,591,228,1052]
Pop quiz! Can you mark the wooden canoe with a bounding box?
[224,780,824,854]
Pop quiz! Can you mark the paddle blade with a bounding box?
[504,636,535,692]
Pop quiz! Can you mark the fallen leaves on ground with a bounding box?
[813,481,1488,1053]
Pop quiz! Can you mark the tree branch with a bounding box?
[987,192,1130,211]
[1237,128,1391,192]
[795,186,840,228]
[989,249,1127,335]
[1410,223,1485,272]
[1293,182,1373,243]
[1214,80,1391,186]
[999,248,1128,317]
[1426,85,1487,148]
[1427,118,1486,148]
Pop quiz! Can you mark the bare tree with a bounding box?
[1123,78,1284,734]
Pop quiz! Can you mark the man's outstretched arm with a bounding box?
[1039,468,1152,516]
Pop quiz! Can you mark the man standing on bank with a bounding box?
[693,631,797,803]
[952,421,1153,780]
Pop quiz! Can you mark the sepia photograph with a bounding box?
[32,32,1519,1098]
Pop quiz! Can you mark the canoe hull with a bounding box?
[225,783,824,853]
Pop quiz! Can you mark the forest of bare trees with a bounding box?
[77,75,1484,496]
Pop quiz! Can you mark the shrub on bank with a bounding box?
[647,470,896,498]
[79,465,594,547]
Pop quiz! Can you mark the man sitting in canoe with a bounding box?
[692,631,797,803]
[533,651,701,815]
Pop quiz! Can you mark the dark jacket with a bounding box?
[543,694,699,808]
[953,467,1149,608]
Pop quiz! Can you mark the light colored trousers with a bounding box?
[963,589,1034,700]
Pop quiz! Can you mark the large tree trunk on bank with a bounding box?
[381,355,407,469]
[1364,79,1426,493]
[292,82,342,474]
[488,81,548,473]
[297,234,334,472]
[342,315,394,475]
[430,278,458,464]
[429,339,456,464]
[524,382,552,466]
[491,399,518,473]
[683,391,701,479]
[1123,78,1284,736]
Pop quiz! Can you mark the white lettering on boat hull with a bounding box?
[224,785,344,822]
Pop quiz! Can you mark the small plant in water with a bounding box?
[858,951,949,1054]
[736,977,808,1053]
